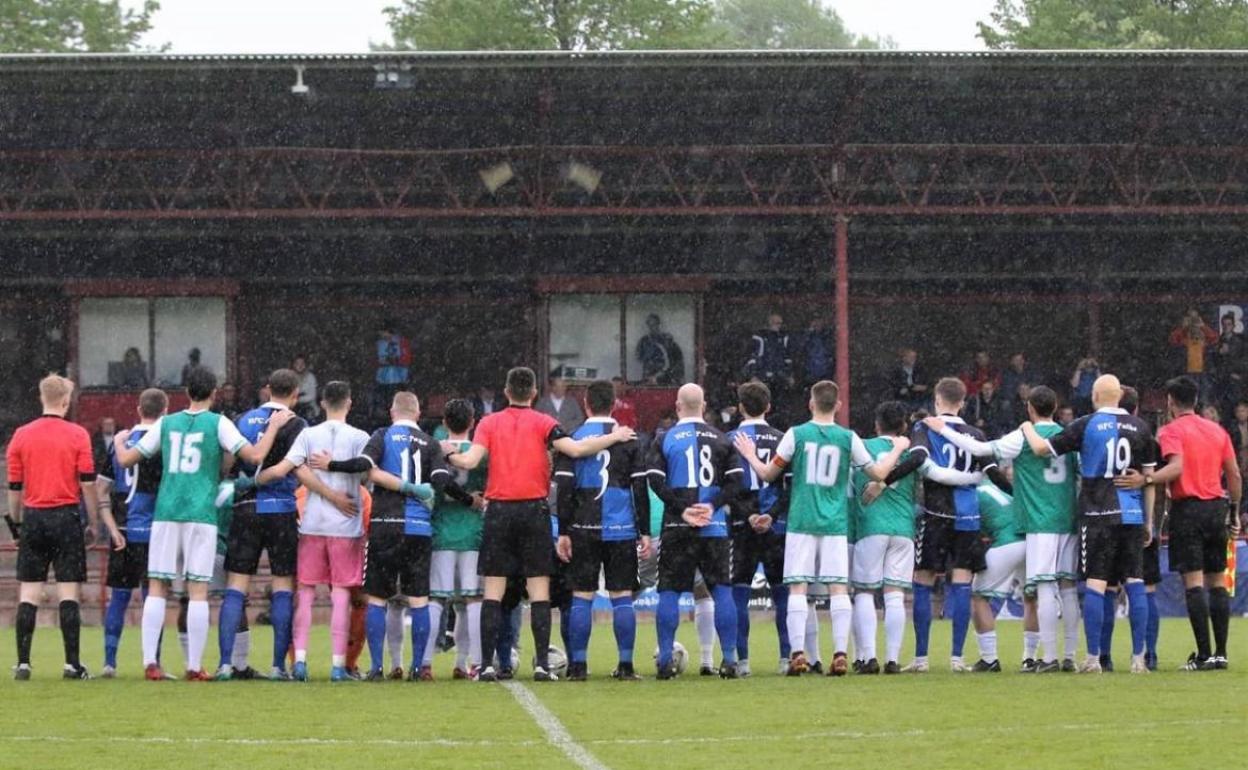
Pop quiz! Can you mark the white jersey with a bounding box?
[284,419,370,538]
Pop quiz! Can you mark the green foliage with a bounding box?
[979,0,1248,49]
[0,0,160,53]
[710,0,887,50]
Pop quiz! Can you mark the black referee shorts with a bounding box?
[107,540,149,589]
[479,500,553,578]
[225,508,299,577]
[731,527,784,587]
[1168,498,1229,575]
[568,532,638,593]
[658,527,731,592]
[16,505,87,584]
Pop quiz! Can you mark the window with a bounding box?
[548,293,694,384]
[78,297,227,388]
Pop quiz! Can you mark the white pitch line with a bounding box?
[502,681,612,770]
[0,735,539,749]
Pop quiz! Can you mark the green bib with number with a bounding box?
[154,410,226,525]
[1011,422,1078,534]
[854,437,916,539]
[787,421,854,537]
[432,439,487,552]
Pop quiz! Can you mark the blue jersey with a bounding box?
[1048,408,1157,525]
[362,420,450,537]
[97,426,162,543]
[235,404,306,514]
[646,418,743,539]
[911,416,992,532]
[554,417,649,541]
[728,420,788,535]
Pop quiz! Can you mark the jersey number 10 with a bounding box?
[803,443,841,486]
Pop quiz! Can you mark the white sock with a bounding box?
[386,602,405,669]
[454,605,470,669]
[853,592,877,661]
[424,601,443,666]
[829,594,852,655]
[694,597,715,667]
[884,592,906,663]
[786,598,808,655]
[1060,586,1080,660]
[977,631,998,663]
[295,649,307,663]
[232,629,251,671]
[332,654,345,667]
[1036,582,1060,662]
[466,601,482,668]
[141,595,166,666]
[178,632,189,663]
[186,600,210,673]
[1023,630,1040,661]
[805,599,822,662]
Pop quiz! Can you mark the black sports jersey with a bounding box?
[646,417,744,538]
[362,420,452,535]
[554,417,650,541]
[1047,408,1157,525]
[234,403,307,514]
[910,415,994,532]
[726,420,790,533]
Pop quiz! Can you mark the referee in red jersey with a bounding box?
[1121,376,1243,670]
[446,367,633,681]
[6,375,123,680]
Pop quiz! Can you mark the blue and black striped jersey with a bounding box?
[554,417,650,541]
[1047,408,1157,525]
[646,417,744,539]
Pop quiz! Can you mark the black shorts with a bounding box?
[1142,538,1162,585]
[657,529,731,592]
[15,506,86,583]
[1168,498,1229,575]
[501,551,572,610]
[1080,521,1144,583]
[107,541,149,589]
[568,533,638,593]
[479,500,553,579]
[915,514,986,574]
[731,527,784,587]
[364,525,432,598]
[225,508,299,577]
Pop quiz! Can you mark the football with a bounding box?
[545,645,568,678]
[653,641,689,675]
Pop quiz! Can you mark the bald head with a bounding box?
[391,391,421,420]
[676,383,704,419]
[1091,374,1122,410]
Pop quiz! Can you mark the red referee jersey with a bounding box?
[6,415,94,509]
[1157,413,1234,501]
[473,406,564,501]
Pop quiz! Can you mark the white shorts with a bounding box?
[973,541,1026,599]
[149,521,218,584]
[783,533,848,585]
[1025,533,1079,585]
[851,535,915,590]
[430,550,482,598]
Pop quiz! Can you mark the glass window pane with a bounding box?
[153,298,227,387]
[626,295,693,384]
[78,298,150,388]
[548,295,621,380]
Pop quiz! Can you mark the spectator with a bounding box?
[963,379,1012,439]
[1069,356,1100,416]
[1056,404,1075,426]
[610,376,638,429]
[883,347,928,412]
[1230,401,1248,473]
[801,318,834,386]
[1212,312,1245,410]
[291,354,320,422]
[656,408,677,433]
[1169,308,1218,380]
[1009,381,1033,427]
[216,382,243,422]
[636,314,684,386]
[179,348,201,386]
[1000,352,1037,405]
[744,312,794,424]
[116,347,149,388]
[472,385,504,419]
[90,416,117,471]
[960,349,1000,395]
[535,371,585,435]
[1200,404,1222,424]
[374,321,412,417]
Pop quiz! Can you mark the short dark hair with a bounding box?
[505,367,536,402]
[268,368,300,398]
[875,401,908,436]
[184,366,217,401]
[1027,385,1058,418]
[139,388,168,419]
[935,377,967,407]
[1120,385,1140,414]
[321,381,351,410]
[1165,376,1199,409]
[737,381,771,419]
[585,380,615,416]
[810,380,839,414]
[443,398,475,434]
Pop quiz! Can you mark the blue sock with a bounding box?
[365,604,386,673]
[656,591,680,668]
[1083,588,1105,657]
[771,585,790,659]
[103,588,131,669]
[1125,583,1147,657]
[409,606,430,670]
[732,585,752,661]
[569,597,593,664]
[217,589,246,670]
[610,596,635,664]
[711,584,738,666]
[270,590,293,671]
[1145,591,1160,657]
[949,582,971,658]
[559,603,572,652]
[1100,589,1118,660]
[913,584,932,657]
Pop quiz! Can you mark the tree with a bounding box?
[0,0,160,53]
[711,0,886,50]
[978,0,1248,49]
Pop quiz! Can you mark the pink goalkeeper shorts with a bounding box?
[297,535,364,588]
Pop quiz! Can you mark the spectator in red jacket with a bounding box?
[960,349,1000,395]
[610,376,638,429]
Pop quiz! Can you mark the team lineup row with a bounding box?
[6,365,1241,681]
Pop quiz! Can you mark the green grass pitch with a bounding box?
[2,618,1246,770]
